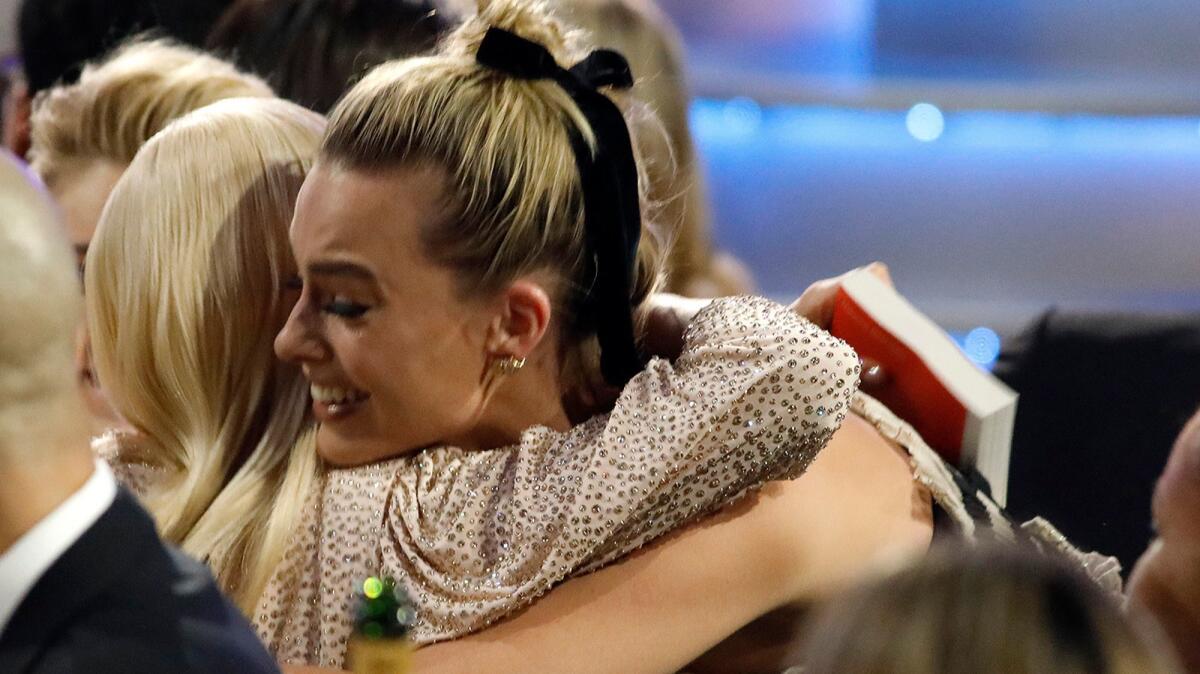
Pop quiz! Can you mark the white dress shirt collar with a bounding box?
[0,459,118,635]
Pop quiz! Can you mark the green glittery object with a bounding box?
[354,576,415,640]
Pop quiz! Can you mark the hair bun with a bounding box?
[444,0,582,64]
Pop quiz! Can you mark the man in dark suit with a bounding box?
[0,151,279,674]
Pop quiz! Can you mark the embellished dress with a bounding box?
[104,295,861,668]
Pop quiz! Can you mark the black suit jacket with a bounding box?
[994,309,1200,575]
[0,488,280,674]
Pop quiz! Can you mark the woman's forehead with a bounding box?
[292,164,447,273]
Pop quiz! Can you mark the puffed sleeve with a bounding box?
[386,295,860,644]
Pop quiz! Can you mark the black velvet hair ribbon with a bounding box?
[476,26,645,387]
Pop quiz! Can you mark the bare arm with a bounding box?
[285,270,921,674]
[405,414,929,674]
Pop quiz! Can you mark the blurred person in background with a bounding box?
[551,0,755,297]
[1129,405,1200,672]
[791,544,1179,674]
[206,0,453,113]
[4,0,234,157]
[27,39,273,434]
[0,150,279,674]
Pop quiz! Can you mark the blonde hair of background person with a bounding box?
[27,39,273,433]
[792,545,1180,674]
[86,97,325,612]
[551,0,754,297]
[29,38,273,254]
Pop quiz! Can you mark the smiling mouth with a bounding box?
[309,383,371,420]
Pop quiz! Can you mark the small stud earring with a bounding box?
[494,356,526,376]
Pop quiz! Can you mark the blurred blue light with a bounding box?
[723,97,764,136]
[961,327,1002,369]
[693,98,1200,153]
[906,102,945,142]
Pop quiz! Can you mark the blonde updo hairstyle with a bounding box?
[29,39,273,188]
[85,97,325,611]
[322,0,664,399]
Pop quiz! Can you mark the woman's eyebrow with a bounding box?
[306,260,378,283]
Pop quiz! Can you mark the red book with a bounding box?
[830,270,1018,505]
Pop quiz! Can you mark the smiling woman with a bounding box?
[86,2,875,670]
[277,163,575,465]
[250,0,866,666]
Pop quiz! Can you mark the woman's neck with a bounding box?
[451,351,572,452]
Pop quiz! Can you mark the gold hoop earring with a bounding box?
[494,356,526,376]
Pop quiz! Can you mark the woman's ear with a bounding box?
[487,280,553,360]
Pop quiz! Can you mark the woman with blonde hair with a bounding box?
[82,83,924,673]
[87,95,325,611]
[87,4,1112,673]
[82,9,878,667]
[266,0,1126,667]
[28,38,273,432]
[255,0,931,667]
[89,3,928,672]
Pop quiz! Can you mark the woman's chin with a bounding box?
[315,426,406,467]
[315,427,366,467]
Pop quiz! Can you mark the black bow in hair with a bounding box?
[476,27,645,388]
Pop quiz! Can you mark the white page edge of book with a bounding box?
[962,399,1016,507]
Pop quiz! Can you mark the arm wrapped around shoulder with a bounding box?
[581,294,861,565]
[385,295,860,643]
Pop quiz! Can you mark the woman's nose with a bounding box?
[275,301,327,364]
